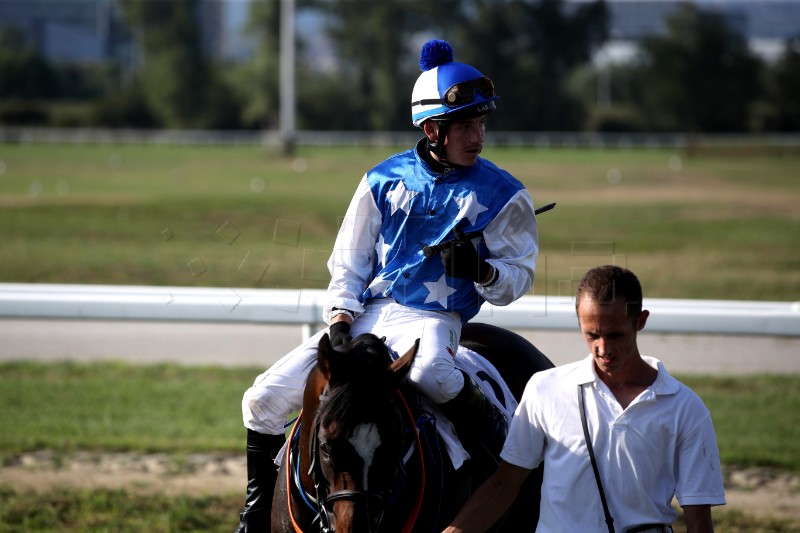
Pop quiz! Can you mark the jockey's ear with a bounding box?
[390,338,419,385]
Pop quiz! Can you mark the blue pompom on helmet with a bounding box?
[411,39,498,127]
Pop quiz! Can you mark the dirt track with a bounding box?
[2,450,799,524]
[2,319,799,375]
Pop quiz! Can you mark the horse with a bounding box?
[271,322,554,532]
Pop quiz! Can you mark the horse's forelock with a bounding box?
[325,333,392,384]
[317,334,397,437]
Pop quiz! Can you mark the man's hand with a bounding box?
[328,321,353,347]
[440,226,492,283]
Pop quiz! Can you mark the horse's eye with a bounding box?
[319,440,331,458]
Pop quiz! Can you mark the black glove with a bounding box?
[440,225,492,283]
[328,321,353,347]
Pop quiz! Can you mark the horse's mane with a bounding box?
[317,333,399,437]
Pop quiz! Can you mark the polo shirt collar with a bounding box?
[573,354,681,396]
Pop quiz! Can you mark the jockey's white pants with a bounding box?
[242,298,464,435]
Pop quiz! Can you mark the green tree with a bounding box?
[453,0,609,131]
[633,3,761,132]
[313,0,458,131]
[764,38,800,131]
[0,26,59,99]
[284,0,607,132]
[120,0,238,128]
[228,0,280,128]
[321,1,413,130]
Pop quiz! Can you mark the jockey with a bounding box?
[235,39,539,531]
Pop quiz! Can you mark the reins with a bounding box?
[396,388,425,533]
[286,409,310,533]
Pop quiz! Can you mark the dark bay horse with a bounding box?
[272,323,554,532]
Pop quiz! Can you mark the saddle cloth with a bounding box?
[432,345,518,469]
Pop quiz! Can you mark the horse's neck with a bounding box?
[298,368,326,494]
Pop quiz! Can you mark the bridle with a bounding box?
[286,386,425,533]
[310,387,387,532]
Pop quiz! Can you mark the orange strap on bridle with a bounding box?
[286,410,306,533]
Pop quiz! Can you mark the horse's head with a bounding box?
[309,332,418,532]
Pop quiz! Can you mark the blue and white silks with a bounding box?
[325,142,538,324]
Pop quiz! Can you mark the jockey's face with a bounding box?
[425,115,487,167]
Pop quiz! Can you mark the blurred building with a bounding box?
[0,0,130,64]
[0,0,798,66]
[0,0,251,64]
[593,0,800,65]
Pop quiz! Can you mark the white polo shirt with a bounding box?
[502,355,726,532]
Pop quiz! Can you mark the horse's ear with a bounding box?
[317,333,334,380]
[389,338,418,384]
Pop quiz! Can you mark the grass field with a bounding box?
[2,489,796,533]
[1,143,798,300]
[0,362,798,470]
[1,142,799,531]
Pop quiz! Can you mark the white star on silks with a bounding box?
[386,180,418,216]
[375,233,391,267]
[368,276,391,297]
[423,274,458,309]
[454,192,489,225]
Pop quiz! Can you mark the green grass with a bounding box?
[0,362,797,472]
[1,143,799,300]
[1,489,799,533]
[682,375,800,471]
[0,362,252,455]
[0,488,241,533]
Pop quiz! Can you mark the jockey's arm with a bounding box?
[325,176,379,321]
[441,461,531,533]
[476,190,538,307]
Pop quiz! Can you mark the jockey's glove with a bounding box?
[328,321,353,347]
[440,225,492,284]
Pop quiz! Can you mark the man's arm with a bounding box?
[442,461,531,533]
[683,504,714,533]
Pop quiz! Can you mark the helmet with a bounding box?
[411,40,498,128]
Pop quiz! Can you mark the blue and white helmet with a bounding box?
[411,39,498,127]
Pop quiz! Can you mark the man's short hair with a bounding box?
[575,265,643,318]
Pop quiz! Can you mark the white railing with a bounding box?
[1,283,798,338]
[3,127,800,150]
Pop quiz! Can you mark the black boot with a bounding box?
[235,429,286,533]
[440,370,509,464]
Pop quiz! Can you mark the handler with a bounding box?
[443,265,726,533]
[235,39,540,531]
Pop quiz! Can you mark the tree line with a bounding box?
[1,0,798,133]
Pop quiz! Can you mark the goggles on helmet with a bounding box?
[413,76,496,109]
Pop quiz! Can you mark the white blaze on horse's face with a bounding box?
[348,423,381,489]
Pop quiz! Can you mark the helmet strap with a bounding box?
[425,120,452,166]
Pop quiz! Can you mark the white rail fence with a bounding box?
[1,283,798,338]
[3,127,800,150]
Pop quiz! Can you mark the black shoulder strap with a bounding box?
[578,383,615,533]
